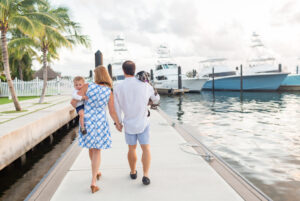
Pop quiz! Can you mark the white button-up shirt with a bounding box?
[113,77,160,134]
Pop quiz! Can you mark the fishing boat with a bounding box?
[200,58,285,91]
[110,34,130,85]
[201,33,288,91]
[153,45,207,92]
[279,58,300,91]
[201,60,288,91]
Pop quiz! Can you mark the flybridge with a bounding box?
[199,58,227,63]
[248,57,276,62]
[113,35,128,52]
[111,35,130,83]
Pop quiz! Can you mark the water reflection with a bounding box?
[176,96,184,121]
[0,127,78,201]
[159,91,300,201]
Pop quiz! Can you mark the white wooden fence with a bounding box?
[0,77,73,97]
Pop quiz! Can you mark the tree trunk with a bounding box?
[18,66,23,80]
[39,48,48,103]
[1,30,22,111]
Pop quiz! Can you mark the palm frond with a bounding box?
[17,0,48,8]
[8,37,36,48]
[0,1,6,9]
[44,25,72,48]
[10,15,35,35]
[25,11,61,27]
[0,0,9,8]
[68,34,90,48]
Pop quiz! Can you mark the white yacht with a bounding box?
[111,35,130,85]
[200,56,288,91]
[153,45,207,92]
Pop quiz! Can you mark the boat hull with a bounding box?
[154,78,207,92]
[279,74,300,91]
[203,73,288,91]
[182,78,207,92]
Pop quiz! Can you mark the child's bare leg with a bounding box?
[78,109,85,129]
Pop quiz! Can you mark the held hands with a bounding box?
[115,122,123,132]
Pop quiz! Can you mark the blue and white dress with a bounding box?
[78,83,112,149]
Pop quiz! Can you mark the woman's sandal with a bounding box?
[91,185,100,193]
[96,172,102,180]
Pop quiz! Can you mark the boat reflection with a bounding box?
[159,92,300,201]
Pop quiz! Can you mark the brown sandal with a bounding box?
[97,172,102,180]
[91,185,100,193]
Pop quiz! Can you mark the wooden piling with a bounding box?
[150,69,154,81]
[212,67,215,92]
[108,64,113,79]
[178,66,182,91]
[95,50,103,67]
[47,134,54,145]
[240,64,243,93]
[278,64,282,72]
[297,66,299,74]
[20,153,26,166]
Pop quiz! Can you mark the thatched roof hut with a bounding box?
[34,66,61,80]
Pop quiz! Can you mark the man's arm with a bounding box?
[113,87,122,123]
[108,92,123,132]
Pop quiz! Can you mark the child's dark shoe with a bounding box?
[81,128,87,135]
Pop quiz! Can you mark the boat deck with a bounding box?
[156,88,189,95]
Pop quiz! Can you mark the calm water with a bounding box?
[0,125,78,201]
[159,92,300,201]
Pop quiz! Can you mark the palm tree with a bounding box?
[35,2,90,103]
[0,0,56,111]
[9,30,37,80]
[9,44,36,80]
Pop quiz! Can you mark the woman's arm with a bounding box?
[108,92,122,132]
[70,84,89,108]
[78,83,89,96]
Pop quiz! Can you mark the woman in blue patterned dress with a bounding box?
[75,66,122,193]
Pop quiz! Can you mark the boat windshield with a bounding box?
[156,63,177,71]
[113,75,125,81]
[163,64,177,69]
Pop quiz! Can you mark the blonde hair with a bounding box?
[73,76,85,82]
[94,66,113,88]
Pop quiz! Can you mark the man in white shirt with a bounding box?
[114,60,160,185]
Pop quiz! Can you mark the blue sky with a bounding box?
[43,0,300,76]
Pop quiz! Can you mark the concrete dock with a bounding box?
[28,110,249,201]
[0,95,76,171]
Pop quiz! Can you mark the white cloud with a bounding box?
[46,0,300,76]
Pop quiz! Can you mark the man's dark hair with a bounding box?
[122,60,136,76]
